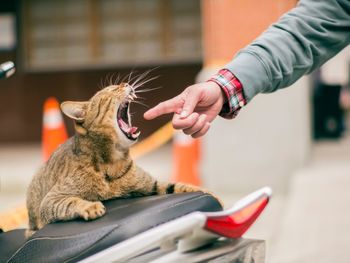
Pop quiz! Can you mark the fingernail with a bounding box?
[180,110,187,118]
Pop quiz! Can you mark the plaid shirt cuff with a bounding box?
[208,69,247,119]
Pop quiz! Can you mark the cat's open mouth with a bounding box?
[117,97,140,141]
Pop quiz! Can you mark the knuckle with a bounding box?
[198,117,206,126]
[189,114,199,123]
[192,112,200,118]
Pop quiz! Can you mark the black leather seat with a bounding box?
[0,192,222,263]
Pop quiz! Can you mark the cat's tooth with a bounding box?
[132,131,141,138]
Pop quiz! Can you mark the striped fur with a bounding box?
[26,83,220,238]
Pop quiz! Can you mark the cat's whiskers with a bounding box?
[126,91,148,108]
[133,95,146,100]
[113,74,121,86]
[102,74,111,88]
[132,76,159,90]
[131,100,149,108]
[127,70,136,84]
[131,73,151,88]
[127,71,143,86]
[131,67,159,88]
[98,77,104,90]
[127,94,137,101]
[134,86,162,93]
[108,74,113,86]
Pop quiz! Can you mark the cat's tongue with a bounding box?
[118,119,138,134]
[129,127,138,133]
[118,119,129,132]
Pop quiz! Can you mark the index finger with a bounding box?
[143,96,184,120]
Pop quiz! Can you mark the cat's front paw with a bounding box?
[175,183,224,208]
[78,201,106,220]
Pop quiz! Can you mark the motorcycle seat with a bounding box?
[0,192,222,263]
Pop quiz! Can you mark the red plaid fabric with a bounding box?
[208,69,246,119]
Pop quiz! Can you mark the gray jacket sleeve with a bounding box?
[225,0,350,102]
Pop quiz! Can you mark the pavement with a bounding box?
[1,133,350,263]
[269,135,350,263]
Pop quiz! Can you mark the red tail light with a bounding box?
[205,193,269,238]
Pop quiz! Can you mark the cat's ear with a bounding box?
[60,101,88,122]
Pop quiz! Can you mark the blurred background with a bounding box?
[0,0,349,262]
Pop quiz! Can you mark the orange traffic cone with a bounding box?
[42,97,68,161]
[172,132,201,186]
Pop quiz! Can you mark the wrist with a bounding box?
[207,81,227,105]
[208,69,246,119]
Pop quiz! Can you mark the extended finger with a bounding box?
[191,122,210,138]
[143,96,183,120]
[179,87,201,119]
[172,112,199,130]
[183,114,207,135]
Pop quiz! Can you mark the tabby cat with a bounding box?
[26,81,220,237]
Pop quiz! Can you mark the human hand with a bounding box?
[144,81,225,138]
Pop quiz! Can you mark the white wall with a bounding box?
[200,75,312,194]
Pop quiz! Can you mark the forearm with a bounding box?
[225,0,350,102]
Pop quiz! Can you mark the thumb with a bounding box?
[179,87,201,119]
